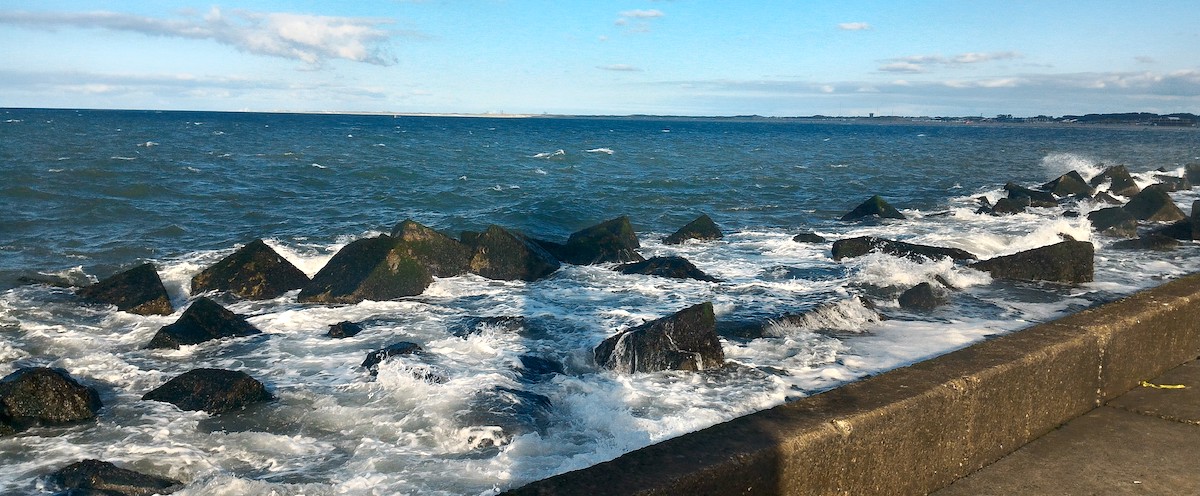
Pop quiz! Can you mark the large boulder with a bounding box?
[327,321,364,339]
[987,197,1029,215]
[142,368,272,414]
[614,256,721,282]
[663,214,723,245]
[831,236,977,262]
[594,302,724,373]
[390,219,472,277]
[1193,200,1200,240]
[0,368,101,435]
[1087,207,1138,238]
[190,239,309,300]
[1111,234,1179,251]
[1122,185,1186,222]
[361,342,423,373]
[144,297,260,349]
[1153,175,1192,192]
[1003,183,1057,207]
[1186,163,1200,184]
[840,195,905,221]
[792,232,827,243]
[298,235,432,304]
[1041,171,1094,197]
[1090,165,1141,197]
[77,263,172,316]
[50,459,183,496]
[970,240,1094,284]
[899,282,942,311]
[468,225,561,281]
[560,216,644,264]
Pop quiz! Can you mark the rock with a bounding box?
[1111,234,1179,251]
[663,214,723,244]
[1185,163,1200,184]
[361,342,423,372]
[970,240,1094,284]
[988,197,1029,215]
[1193,200,1200,240]
[614,256,721,282]
[190,239,309,300]
[899,282,942,310]
[734,297,884,339]
[142,368,272,415]
[298,235,432,304]
[975,196,993,215]
[840,195,905,221]
[456,387,553,449]
[1093,191,1123,205]
[0,368,101,434]
[390,219,472,277]
[1063,210,1080,218]
[1041,171,1094,197]
[1087,207,1138,238]
[831,236,977,262]
[50,459,183,496]
[1090,165,1141,197]
[459,231,482,246]
[1147,220,1192,240]
[560,216,644,264]
[1003,182,1057,207]
[145,297,260,349]
[327,321,363,339]
[76,263,172,316]
[792,232,827,243]
[450,316,527,337]
[1122,184,1187,222]
[468,225,561,281]
[1153,175,1192,192]
[517,355,565,383]
[594,302,724,373]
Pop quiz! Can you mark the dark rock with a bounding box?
[560,216,644,264]
[327,321,363,339]
[0,368,101,434]
[1185,163,1200,184]
[1003,182,1057,207]
[792,232,827,243]
[390,219,472,277]
[1153,175,1192,192]
[1041,170,1094,197]
[898,282,941,311]
[16,271,89,288]
[840,195,905,221]
[77,263,172,316]
[663,214,723,245]
[456,387,553,449]
[517,355,565,383]
[989,197,1030,215]
[526,237,569,262]
[142,368,272,415]
[614,256,721,282]
[1093,191,1123,205]
[594,302,724,373]
[190,239,309,300]
[1111,234,1179,251]
[970,240,1094,284]
[1087,207,1138,238]
[1090,165,1141,197]
[298,235,432,304]
[50,459,183,496]
[144,297,260,349]
[361,342,423,372]
[460,231,482,246]
[764,298,884,338]
[1063,210,1080,218]
[1122,184,1187,222]
[451,316,527,337]
[831,236,977,262]
[1193,200,1200,240]
[468,225,561,281]
[1147,220,1192,240]
[974,196,993,215]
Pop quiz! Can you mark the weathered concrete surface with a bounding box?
[505,273,1200,495]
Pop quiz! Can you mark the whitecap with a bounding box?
[585,148,614,155]
[312,163,327,169]
[137,141,159,147]
[110,156,137,161]
[532,149,566,159]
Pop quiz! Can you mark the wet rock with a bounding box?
[974,196,993,215]
[742,297,884,339]
[560,216,644,264]
[1087,207,1138,238]
[298,235,432,304]
[831,236,977,262]
[988,197,1030,215]
[49,459,183,496]
[190,239,309,300]
[76,263,172,316]
[899,282,942,311]
[327,321,363,339]
[390,219,472,277]
[456,387,553,449]
[1093,191,1123,205]
[145,297,260,349]
[1122,184,1187,222]
[1041,170,1094,197]
[792,232,827,243]
[663,214,723,245]
[1089,165,1141,197]
[614,256,721,282]
[468,225,561,281]
[517,355,565,383]
[1147,219,1192,240]
[1063,210,1080,218]
[970,240,1094,284]
[1193,200,1200,240]
[594,302,724,373]
[451,316,527,337]
[1111,233,1179,251]
[840,195,905,221]
[0,368,101,435]
[459,230,482,246]
[361,342,423,373]
[1003,182,1057,207]
[142,368,272,415]
[1153,175,1192,192]
[1185,163,1200,184]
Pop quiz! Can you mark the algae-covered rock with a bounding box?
[831,236,976,261]
[615,256,721,282]
[468,225,561,281]
[298,235,432,304]
[0,367,101,434]
[594,302,724,373]
[840,195,905,221]
[390,219,472,277]
[50,459,183,496]
[144,297,260,349]
[970,240,1094,284]
[190,239,309,299]
[77,263,173,316]
[560,216,644,264]
[142,368,272,414]
[1122,184,1186,222]
[663,214,723,245]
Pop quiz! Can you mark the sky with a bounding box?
[0,1,1197,117]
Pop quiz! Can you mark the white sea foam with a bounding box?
[532,149,565,159]
[585,148,614,155]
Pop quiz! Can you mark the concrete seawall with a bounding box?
[506,273,1200,495]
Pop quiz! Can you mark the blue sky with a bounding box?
[1,1,1197,116]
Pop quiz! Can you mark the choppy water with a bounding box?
[2,108,1199,494]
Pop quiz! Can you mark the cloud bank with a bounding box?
[879,51,1021,73]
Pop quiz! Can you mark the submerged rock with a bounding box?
[614,256,721,282]
[831,236,977,262]
[450,316,528,337]
[899,282,942,311]
[468,225,561,281]
[456,387,553,449]
[792,231,827,243]
[1003,182,1057,207]
[970,240,1094,284]
[0,367,101,435]
[145,297,260,349]
[298,235,432,304]
[516,355,565,383]
[190,239,309,300]
[1090,165,1141,197]
[1040,170,1094,197]
[142,368,272,415]
[840,195,905,221]
[594,302,724,373]
[560,216,644,264]
[390,219,472,277]
[1122,185,1187,222]
[730,297,884,339]
[327,321,364,339]
[1111,233,1179,251]
[361,342,424,373]
[1087,207,1138,238]
[76,263,172,316]
[663,214,723,245]
[50,459,183,496]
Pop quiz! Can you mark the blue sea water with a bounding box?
[1,108,1199,494]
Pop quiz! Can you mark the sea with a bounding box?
[1,108,1199,495]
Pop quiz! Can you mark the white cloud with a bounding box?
[614,8,664,32]
[879,62,925,73]
[837,22,870,31]
[599,64,642,72]
[878,51,1021,73]
[619,9,665,19]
